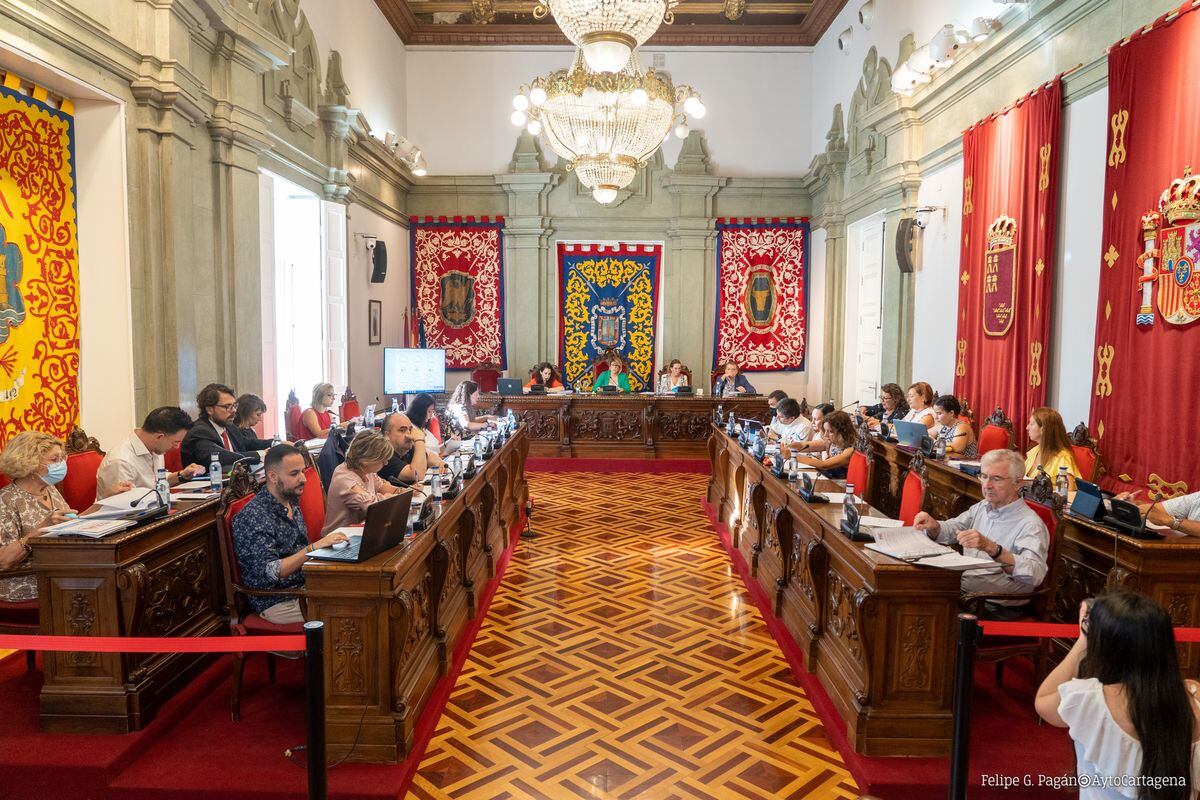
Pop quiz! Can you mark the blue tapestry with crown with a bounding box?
[558,243,661,392]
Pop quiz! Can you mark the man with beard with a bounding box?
[378,411,429,487]
[231,443,348,624]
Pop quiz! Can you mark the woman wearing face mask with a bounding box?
[0,431,77,602]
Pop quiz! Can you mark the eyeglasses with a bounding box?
[214,403,237,411]
[979,474,1014,484]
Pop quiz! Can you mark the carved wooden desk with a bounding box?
[28,498,226,733]
[476,394,771,458]
[708,427,961,757]
[303,426,529,764]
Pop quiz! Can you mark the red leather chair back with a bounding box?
[978,424,1011,456]
[0,474,11,490]
[164,445,183,473]
[471,368,501,393]
[846,451,870,496]
[286,403,305,440]
[221,494,256,585]
[298,466,325,543]
[340,400,361,420]
[898,468,926,526]
[1024,499,1059,587]
[61,450,103,510]
[1070,445,1097,482]
[428,415,443,445]
[592,361,609,379]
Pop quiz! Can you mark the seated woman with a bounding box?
[301,382,342,439]
[796,410,857,479]
[594,356,631,392]
[861,383,908,429]
[447,380,497,433]
[902,381,937,429]
[1024,406,1081,489]
[931,395,978,458]
[524,362,565,392]
[714,362,756,396]
[406,393,458,468]
[232,393,272,451]
[322,429,404,535]
[658,360,690,393]
[786,402,834,455]
[0,432,76,603]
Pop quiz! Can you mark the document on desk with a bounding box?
[96,488,160,511]
[865,528,949,560]
[41,517,137,537]
[914,552,1002,572]
[859,516,905,529]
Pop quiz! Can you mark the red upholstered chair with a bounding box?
[1069,423,1102,482]
[297,451,325,543]
[163,445,183,473]
[846,450,870,496]
[215,465,306,722]
[0,567,39,670]
[339,387,361,421]
[588,350,619,380]
[284,390,305,440]
[428,415,443,445]
[60,428,104,510]
[470,364,502,393]
[898,453,928,526]
[977,406,1014,456]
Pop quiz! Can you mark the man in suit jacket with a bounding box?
[714,362,757,397]
[181,383,266,468]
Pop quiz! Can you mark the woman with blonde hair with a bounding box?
[0,432,77,602]
[1025,407,1081,488]
[302,382,338,438]
[322,429,404,535]
[594,356,631,393]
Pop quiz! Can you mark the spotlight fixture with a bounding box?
[376,131,428,177]
[930,24,957,66]
[857,0,874,29]
[837,26,853,52]
[971,17,996,40]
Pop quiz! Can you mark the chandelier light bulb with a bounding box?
[529,86,548,106]
[684,97,706,118]
[674,121,689,139]
[513,94,530,112]
[511,110,528,127]
[592,185,619,204]
[582,86,600,104]
[526,118,543,136]
[582,36,634,73]
[630,88,649,107]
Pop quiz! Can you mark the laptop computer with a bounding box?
[497,378,523,396]
[308,491,414,563]
[891,420,927,448]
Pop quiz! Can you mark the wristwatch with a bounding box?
[1171,516,1184,531]
[991,542,1003,559]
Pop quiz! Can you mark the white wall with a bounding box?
[912,158,963,395]
[300,0,408,137]
[406,47,812,177]
[346,204,410,406]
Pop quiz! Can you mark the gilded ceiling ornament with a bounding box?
[724,0,745,21]
[471,0,495,24]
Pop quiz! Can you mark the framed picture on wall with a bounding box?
[369,300,382,346]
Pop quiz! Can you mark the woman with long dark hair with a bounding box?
[1036,591,1199,800]
[407,392,458,465]
[447,379,496,433]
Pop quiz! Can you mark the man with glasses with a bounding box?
[181,383,269,468]
[913,449,1049,620]
[378,411,428,486]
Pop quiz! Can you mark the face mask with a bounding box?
[43,460,68,485]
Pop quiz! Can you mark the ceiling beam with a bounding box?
[407,1,814,14]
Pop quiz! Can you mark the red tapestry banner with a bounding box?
[1089,3,1200,495]
[411,216,506,369]
[0,72,80,444]
[714,218,809,371]
[953,77,1062,445]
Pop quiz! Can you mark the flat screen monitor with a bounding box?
[384,348,445,394]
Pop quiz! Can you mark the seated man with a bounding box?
[767,390,788,410]
[378,411,429,487]
[714,362,756,397]
[1126,489,1200,537]
[912,449,1049,620]
[231,444,348,624]
[182,383,268,468]
[767,398,811,444]
[96,406,206,499]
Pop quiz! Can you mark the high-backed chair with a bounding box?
[215,465,306,722]
[977,407,1014,456]
[163,445,183,473]
[0,563,39,670]
[897,452,928,526]
[297,448,326,543]
[339,387,361,421]
[470,363,502,393]
[845,422,872,496]
[655,363,694,391]
[1069,422,1103,482]
[710,367,723,392]
[428,414,443,445]
[60,427,104,510]
[589,349,621,380]
[285,389,305,441]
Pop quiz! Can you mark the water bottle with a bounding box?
[786,457,798,490]
[474,435,483,459]
[271,433,282,448]
[507,408,516,427]
[1056,466,1069,500]
[391,397,399,414]
[208,453,222,492]
[432,469,443,500]
[934,434,947,461]
[716,405,724,424]
[155,467,170,509]
[843,482,857,525]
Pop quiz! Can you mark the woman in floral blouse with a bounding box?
[0,431,77,602]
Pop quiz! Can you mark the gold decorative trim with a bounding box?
[1029,341,1043,387]
[1108,109,1129,168]
[1094,344,1114,397]
[1103,244,1119,269]
[955,339,967,377]
[1148,473,1188,499]
[1038,144,1051,191]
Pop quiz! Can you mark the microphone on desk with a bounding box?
[128,487,161,508]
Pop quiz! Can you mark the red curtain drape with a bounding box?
[953,78,1062,447]
[1090,4,1200,496]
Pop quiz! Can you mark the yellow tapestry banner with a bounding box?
[0,76,80,444]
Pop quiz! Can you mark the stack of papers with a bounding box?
[42,517,136,537]
[865,528,1001,571]
[859,516,905,529]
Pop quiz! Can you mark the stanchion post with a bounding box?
[949,613,979,800]
[304,621,327,800]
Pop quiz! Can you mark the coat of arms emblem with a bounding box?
[589,298,626,351]
[743,266,777,329]
[1136,168,1200,326]
[438,270,475,328]
[983,214,1017,336]
[0,224,26,344]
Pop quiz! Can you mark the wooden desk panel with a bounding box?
[710,427,960,756]
[29,499,226,733]
[304,427,529,764]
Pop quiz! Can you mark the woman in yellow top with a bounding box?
[1024,406,1081,489]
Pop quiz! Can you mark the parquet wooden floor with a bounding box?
[409,471,860,800]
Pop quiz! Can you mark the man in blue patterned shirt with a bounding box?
[231,443,348,624]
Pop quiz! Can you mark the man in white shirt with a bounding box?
[913,448,1050,619]
[96,407,207,499]
[767,398,811,444]
[1129,489,1200,537]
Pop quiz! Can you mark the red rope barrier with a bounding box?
[0,634,306,653]
[979,620,1200,642]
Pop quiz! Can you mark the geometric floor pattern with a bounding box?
[409,471,860,799]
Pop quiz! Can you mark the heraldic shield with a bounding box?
[439,270,476,329]
[1137,168,1200,327]
[983,214,1018,336]
[743,266,777,329]
[590,299,627,351]
[0,224,26,344]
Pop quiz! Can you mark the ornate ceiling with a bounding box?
[374,0,849,47]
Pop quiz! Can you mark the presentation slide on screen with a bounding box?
[384,348,446,395]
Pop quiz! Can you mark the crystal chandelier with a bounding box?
[512,49,706,204]
[533,0,679,73]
